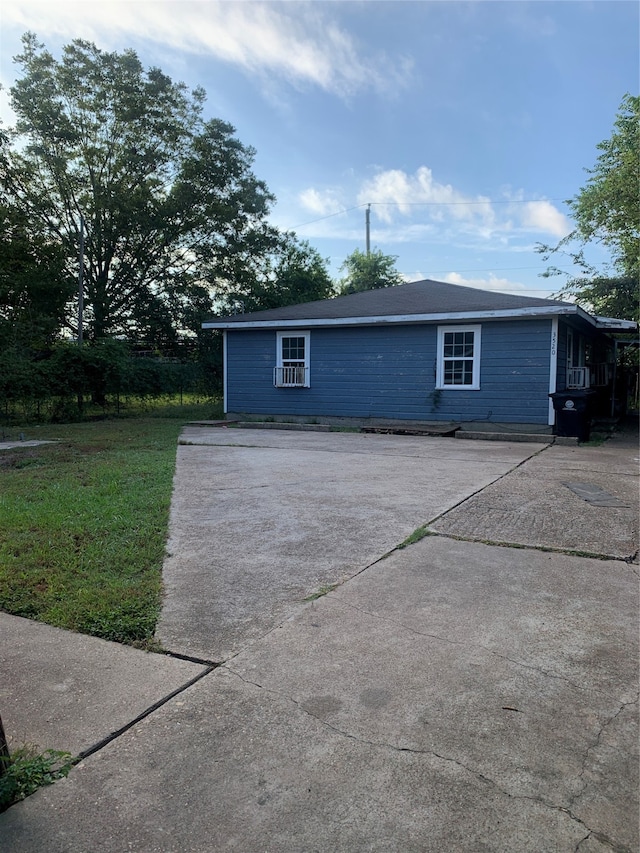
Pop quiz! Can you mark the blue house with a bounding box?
[202,280,636,429]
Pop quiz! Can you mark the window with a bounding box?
[274,331,310,387]
[436,325,481,390]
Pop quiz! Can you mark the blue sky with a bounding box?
[1,1,637,297]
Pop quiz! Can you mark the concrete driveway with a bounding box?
[157,427,551,661]
[1,426,638,852]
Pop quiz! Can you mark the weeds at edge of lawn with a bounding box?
[0,414,212,645]
[0,746,73,812]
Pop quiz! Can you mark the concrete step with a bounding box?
[456,431,554,443]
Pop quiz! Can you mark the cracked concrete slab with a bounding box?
[2,533,637,852]
[431,433,639,558]
[225,536,638,851]
[157,428,546,660]
[327,536,639,700]
[0,669,610,853]
[568,698,640,849]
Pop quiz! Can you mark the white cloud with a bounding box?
[355,166,570,241]
[440,272,529,294]
[519,199,569,238]
[358,166,496,229]
[298,187,344,217]
[1,0,410,97]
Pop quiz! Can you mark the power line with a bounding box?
[287,205,363,230]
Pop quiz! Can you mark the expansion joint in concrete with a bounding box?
[424,529,636,565]
[424,443,550,530]
[74,664,216,766]
[162,649,223,667]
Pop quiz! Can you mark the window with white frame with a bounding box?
[274,331,310,387]
[436,325,481,390]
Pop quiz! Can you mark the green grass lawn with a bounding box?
[0,402,222,645]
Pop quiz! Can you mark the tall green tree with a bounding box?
[336,248,403,295]
[539,93,639,319]
[223,233,334,313]
[1,33,275,346]
[0,198,73,353]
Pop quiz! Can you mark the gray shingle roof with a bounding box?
[203,279,574,327]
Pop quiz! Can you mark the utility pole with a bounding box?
[78,214,84,345]
[365,204,371,256]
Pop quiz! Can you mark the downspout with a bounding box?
[223,330,228,415]
[548,317,558,426]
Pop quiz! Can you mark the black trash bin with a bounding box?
[549,390,595,441]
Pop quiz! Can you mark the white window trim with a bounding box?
[548,317,558,425]
[436,324,481,391]
[275,330,310,388]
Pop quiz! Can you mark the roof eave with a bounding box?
[594,316,639,331]
[202,304,580,331]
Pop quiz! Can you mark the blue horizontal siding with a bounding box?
[226,319,554,424]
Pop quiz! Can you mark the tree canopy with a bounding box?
[539,93,639,320]
[0,199,73,354]
[336,248,403,295]
[222,234,334,314]
[0,34,331,349]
